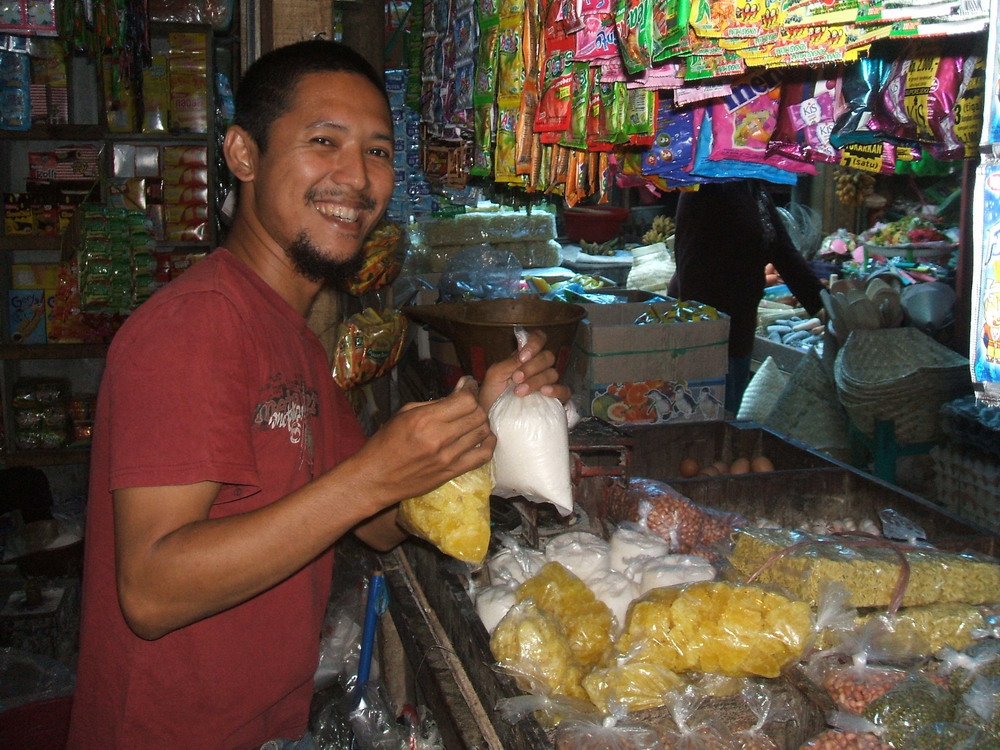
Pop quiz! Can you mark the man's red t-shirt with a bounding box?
[67,250,367,749]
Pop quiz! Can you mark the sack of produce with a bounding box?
[935,639,1000,694]
[581,660,683,714]
[959,674,1000,737]
[397,462,493,564]
[553,711,663,750]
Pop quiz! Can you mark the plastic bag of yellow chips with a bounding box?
[397,463,493,564]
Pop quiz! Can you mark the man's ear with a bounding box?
[223,125,257,182]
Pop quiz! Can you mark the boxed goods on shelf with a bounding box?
[564,300,729,425]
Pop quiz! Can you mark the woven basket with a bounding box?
[834,328,971,443]
[763,349,851,459]
[835,328,967,387]
[738,356,788,423]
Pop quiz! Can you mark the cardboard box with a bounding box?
[583,377,726,425]
[565,300,729,425]
[567,300,729,385]
[11,264,60,290]
[8,290,47,344]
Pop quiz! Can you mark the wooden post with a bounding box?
[339,0,386,76]
[260,0,336,53]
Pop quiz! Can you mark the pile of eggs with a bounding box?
[678,455,775,478]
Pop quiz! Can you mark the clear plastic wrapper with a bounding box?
[586,569,639,632]
[489,599,589,701]
[544,531,611,583]
[516,561,615,669]
[658,687,735,750]
[490,352,574,517]
[806,617,933,713]
[959,675,1000,736]
[397,462,493,564]
[435,244,523,300]
[486,534,546,585]
[905,721,992,749]
[605,478,746,561]
[475,582,518,634]
[799,724,891,749]
[332,307,408,390]
[339,220,405,296]
[855,602,986,654]
[861,674,957,747]
[935,639,1000,694]
[728,526,1000,609]
[735,681,794,750]
[608,523,671,575]
[554,710,663,750]
[612,581,813,678]
[581,658,683,713]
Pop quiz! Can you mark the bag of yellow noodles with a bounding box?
[397,461,493,564]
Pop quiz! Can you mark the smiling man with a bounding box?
[67,40,568,750]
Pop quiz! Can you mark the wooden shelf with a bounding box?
[0,125,104,141]
[0,344,108,360]
[0,235,64,252]
[1,447,90,467]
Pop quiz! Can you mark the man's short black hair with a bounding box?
[233,39,388,153]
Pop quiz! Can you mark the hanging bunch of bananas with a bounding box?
[834,167,876,208]
[641,214,676,245]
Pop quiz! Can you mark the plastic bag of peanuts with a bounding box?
[805,618,930,714]
[604,477,746,561]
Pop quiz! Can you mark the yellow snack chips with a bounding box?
[614,581,813,678]
[516,562,615,669]
[397,463,493,564]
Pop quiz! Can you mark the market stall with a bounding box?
[376,418,1000,749]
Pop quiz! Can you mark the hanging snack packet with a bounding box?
[651,0,691,61]
[574,11,619,62]
[332,308,408,390]
[471,12,501,177]
[641,99,697,183]
[829,56,894,149]
[709,68,816,175]
[615,0,654,75]
[489,329,574,516]
[535,35,575,137]
[768,65,846,165]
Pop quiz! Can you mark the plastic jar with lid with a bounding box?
[626,241,675,296]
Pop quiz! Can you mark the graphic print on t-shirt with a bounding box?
[253,373,318,471]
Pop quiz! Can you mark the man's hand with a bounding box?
[477,329,572,411]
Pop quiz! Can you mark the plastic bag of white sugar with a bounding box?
[488,382,574,517]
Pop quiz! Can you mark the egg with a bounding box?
[679,458,700,478]
[729,457,750,475]
[712,460,730,475]
[750,455,775,473]
[698,465,719,477]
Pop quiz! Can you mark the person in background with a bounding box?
[67,39,569,750]
[667,180,825,415]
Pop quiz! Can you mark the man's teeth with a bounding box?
[316,204,360,222]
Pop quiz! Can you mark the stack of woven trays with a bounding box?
[833,327,971,444]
